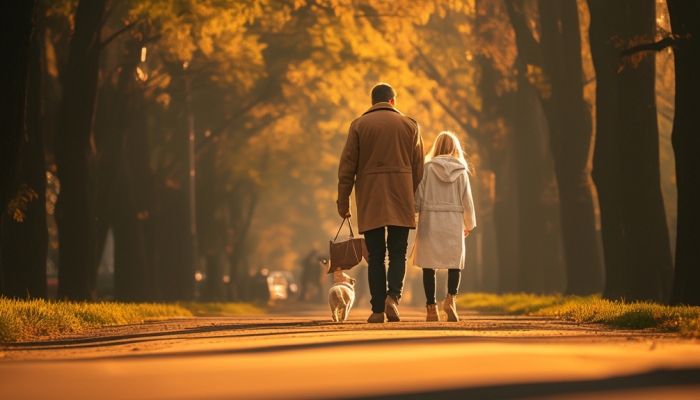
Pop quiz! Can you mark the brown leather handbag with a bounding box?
[328,218,369,273]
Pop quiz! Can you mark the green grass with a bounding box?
[456,292,569,315]
[0,298,264,343]
[177,302,264,316]
[457,293,700,337]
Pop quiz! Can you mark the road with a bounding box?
[2,304,700,399]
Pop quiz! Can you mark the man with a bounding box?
[337,83,424,323]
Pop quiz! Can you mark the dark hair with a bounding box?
[371,83,396,105]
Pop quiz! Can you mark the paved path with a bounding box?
[2,305,700,399]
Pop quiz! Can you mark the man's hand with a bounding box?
[344,212,351,219]
[464,229,470,237]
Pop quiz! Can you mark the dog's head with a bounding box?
[341,272,356,287]
[333,270,356,286]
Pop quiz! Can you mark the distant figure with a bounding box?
[299,249,324,303]
[337,83,424,323]
[252,269,271,303]
[413,132,476,322]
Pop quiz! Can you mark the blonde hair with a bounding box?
[426,131,474,174]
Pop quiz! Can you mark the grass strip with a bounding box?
[0,298,263,343]
[457,293,700,337]
[177,302,264,316]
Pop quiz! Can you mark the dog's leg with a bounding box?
[329,294,339,322]
[346,297,354,321]
[332,309,339,322]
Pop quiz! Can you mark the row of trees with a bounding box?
[0,0,698,305]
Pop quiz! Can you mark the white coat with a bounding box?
[412,156,476,270]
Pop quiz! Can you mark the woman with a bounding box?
[413,131,476,322]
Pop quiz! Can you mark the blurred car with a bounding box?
[267,271,298,300]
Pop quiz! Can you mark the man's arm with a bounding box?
[411,123,425,192]
[337,122,359,217]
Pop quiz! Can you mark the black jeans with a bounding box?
[364,226,409,313]
[422,269,461,305]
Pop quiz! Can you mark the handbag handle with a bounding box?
[333,217,355,242]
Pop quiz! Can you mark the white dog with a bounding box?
[328,270,356,322]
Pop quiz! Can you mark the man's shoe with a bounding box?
[385,296,400,322]
[367,312,385,323]
[443,294,459,322]
[426,303,440,322]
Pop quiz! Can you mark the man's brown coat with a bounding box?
[337,102,424,233]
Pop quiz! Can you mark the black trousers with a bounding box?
[422,269,461,305]
[364,226,409,313]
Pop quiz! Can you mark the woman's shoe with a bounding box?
[384,296,401,322]
[443,294,459,322]
[426,303,440,321]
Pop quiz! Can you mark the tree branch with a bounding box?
[101,18,142,49]
[620,36,677,57]
[412,44,444,83]
[434,96,486,148]
[354,14,404,18]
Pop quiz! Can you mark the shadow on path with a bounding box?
[42,335,642,362]
[360,368,700,400]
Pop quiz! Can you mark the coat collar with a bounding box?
[362,102,403,116]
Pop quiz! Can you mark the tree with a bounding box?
[94,32,157,301]
[54,0,109,300]
[667,0,700,306]
[465,0,565,293]
[506,0,604,295]
[1,10,48,299]
[0,0,37,295]
[589,0,672,302]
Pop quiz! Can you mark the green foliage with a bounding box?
[457,293,700,337]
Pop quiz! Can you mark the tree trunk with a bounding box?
[476,55,519,293]
[506,0,600,294]
[111,107,158,302]
[589,0,673,302]
[154,181,195,301]
[1,18,48,299]
[510,68,566,293]
[93,35,159,302]
[667,1,700,306]
[227,185,258,301]
[54,0,107,300]
[536,0,604,295]
[475,27,565,294]
[0,1,37,292]
[198,144,226,302]
[492,157,519,293]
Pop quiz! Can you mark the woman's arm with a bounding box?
[414,169,426,214]
[462,172,476,232]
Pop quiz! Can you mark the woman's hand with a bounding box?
[464,229,470,237]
